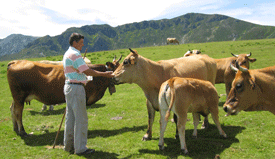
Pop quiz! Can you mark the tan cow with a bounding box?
[167,38,179,45]
[223,63,275,116]
[158,77,227,154]
[184,51,257,96]
[113,48,217,140]
[7,56,121,136]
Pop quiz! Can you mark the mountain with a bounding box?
[0,34,38,57]
[1,13,275,61]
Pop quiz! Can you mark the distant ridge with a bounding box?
[1,13,275,61]
[0,34,38,57]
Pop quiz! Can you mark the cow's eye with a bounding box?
[123,59,129,65]
[235,82,244,92]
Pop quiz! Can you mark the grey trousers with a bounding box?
[63,83,88,154]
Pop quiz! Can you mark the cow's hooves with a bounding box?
[174,135,179,140]
[142,136,151,141]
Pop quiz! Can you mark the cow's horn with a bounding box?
[247,52,252,57]
[236,61,248,73]
[231,53,238,57]
[117,55,122,63]
[230,62,238,72]
[113,55,117,62]
[129,48,136,54]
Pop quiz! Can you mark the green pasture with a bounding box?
[0,39,275,158]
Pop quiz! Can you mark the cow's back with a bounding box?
[158,56,216,86]
[7,60,66,105]
[174,78,218,112]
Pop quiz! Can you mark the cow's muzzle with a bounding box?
[111,77,123,85]
[223,104,238,116]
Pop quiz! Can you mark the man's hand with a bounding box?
[105,71,115,78]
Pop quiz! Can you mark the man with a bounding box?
[63,33,114,155]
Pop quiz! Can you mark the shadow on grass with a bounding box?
[137,125,245,159]
[21,125,147,147]
[28,103,106,116]
[19,124,243,158]
[21,125,147,158]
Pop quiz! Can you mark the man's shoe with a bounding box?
[76,149,95,155]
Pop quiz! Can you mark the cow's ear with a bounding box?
[130,56,136,65]
[249,58,256,63]
[106,62,112,67]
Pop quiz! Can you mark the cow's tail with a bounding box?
[165,78,176,121]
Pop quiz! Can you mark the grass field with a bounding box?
[1,39,275,158]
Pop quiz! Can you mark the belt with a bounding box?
[67,82,85,86]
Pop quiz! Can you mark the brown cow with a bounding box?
[184,51,257,96]
[113,48,217,140]
[158,77,227,154]
[223,63,275,116]
[167,38,179,45]
[7,56,121,136]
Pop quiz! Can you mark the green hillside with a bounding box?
[1,13,275,61]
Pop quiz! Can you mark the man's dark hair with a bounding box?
[69,33,84,46]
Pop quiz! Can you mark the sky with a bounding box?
[1,0,275,39]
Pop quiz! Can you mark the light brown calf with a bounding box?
[158,77,227,154]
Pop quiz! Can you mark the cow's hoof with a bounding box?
[142,134,151,141]
[49,105,54,111]
[192,135,197,139]
[181,149,188,155]
[221,134,227,139]
[158,145,164,150]
[19,132,29,138]
[174,134,179,140]
[201,123,209,129]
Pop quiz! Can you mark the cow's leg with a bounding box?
[192,112,200,138]
[10,101,27,136]
[177,113,188,154]
[158,108,168,150]
[173,113,179,139]
[209,107,227,138]
[143,99,155,141]
[10,101,18,134]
